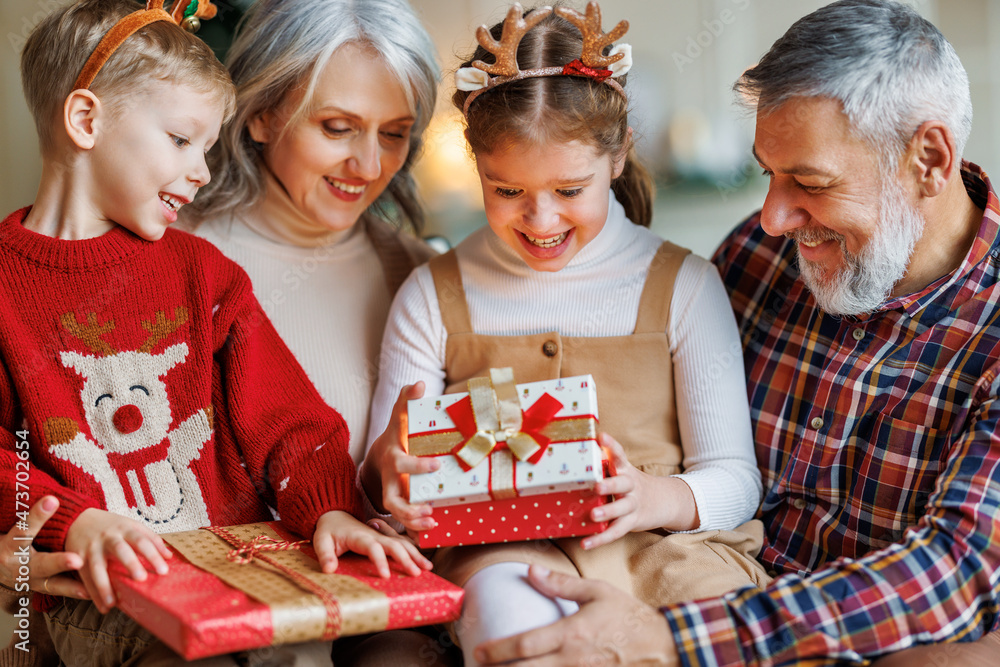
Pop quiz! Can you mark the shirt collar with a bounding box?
[879,162,999,318]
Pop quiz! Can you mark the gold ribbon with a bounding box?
[409,417,597,457]
[489,449,518,500]
[459,375,503,467]
[456,368,543,467]
[163,523,390,643]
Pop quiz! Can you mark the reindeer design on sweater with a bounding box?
[44,308,213,532]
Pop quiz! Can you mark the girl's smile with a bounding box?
[517,228,574,257]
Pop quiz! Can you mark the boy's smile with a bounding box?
[87,81,223,241]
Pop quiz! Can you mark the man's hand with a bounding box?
[475,565,678,666]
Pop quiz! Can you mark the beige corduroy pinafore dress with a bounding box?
[427,242,770,608]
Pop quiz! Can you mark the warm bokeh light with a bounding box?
[413,111,482,205]
[412,110,487,242]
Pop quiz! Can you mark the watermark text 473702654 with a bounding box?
[10,429,33,653]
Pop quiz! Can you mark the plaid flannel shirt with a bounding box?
[663,163,1000,665]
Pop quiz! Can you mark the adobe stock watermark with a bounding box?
[10,430,33,654]
[673,0,751,72]
[7,0,66,54]
[716,154,761,202]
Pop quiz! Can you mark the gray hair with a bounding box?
[192,0,439,231]
[735,0,972,171]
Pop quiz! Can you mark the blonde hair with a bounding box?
[190,0,440,233]
[454,4,652,227]
[21,0,235,155]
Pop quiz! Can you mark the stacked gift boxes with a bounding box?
[408,370,609,548]
[109,522,464,660]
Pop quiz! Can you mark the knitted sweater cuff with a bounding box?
[280,476,365,539]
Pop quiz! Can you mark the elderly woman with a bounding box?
[3,0,447,664]
[191,0,439,462]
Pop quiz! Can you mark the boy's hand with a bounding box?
[363,382,441,533]
[580,433,698,550]
[312,511,432,579]
[64,508,172,613]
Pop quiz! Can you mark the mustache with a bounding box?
[786,228,843,245]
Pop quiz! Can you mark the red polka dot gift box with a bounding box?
[407,368,610,548]
[109,522,464,660]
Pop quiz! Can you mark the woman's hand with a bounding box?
[64,508,172,614]
[312,511,433,578]
[361,382,442,533]
[0,496,89,601]
[581,433,699,550]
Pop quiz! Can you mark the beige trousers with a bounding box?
[45,598,332,667]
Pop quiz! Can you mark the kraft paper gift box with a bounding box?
[109,521,464,660]
[407,368,609,548]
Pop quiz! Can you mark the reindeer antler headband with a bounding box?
[73,0,219,91]
[456,1,632,116]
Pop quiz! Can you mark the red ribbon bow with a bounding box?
[445,392,564,470]
[562,59,613,82]
[223,534,309,565]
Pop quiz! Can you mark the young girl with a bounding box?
[361,3,768,663]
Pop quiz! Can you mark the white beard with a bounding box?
[795,178,926,316]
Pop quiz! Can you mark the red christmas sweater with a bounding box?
[0,207,363,555]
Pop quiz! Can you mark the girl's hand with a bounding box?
[362,382,441,533]
[64,508,172,614]
[312,511,432,578]
[0,496,89,601]
[581,433,699,550]
[581,433,648,549]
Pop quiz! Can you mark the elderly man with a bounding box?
[475,0,1000,664]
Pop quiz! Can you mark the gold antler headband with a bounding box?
[73,0,218,91]
[456,1,632,116]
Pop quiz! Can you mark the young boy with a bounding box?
[0,1,429,663]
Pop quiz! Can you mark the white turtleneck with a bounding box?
[194,171,392,464]
[368,194,761,531]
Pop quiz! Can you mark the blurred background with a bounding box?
[2,0,999,259]
[1,0,999,649]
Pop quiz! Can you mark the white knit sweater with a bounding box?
[368,194,762,531]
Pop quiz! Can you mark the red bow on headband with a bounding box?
[562,59,613,82]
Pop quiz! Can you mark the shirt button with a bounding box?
[767,570,778,578]
[793,498,808,510]
[810,416,824,430]
[852,328,865,341]
[542,340,558,357]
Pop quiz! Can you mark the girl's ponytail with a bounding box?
[612,145,654,228]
